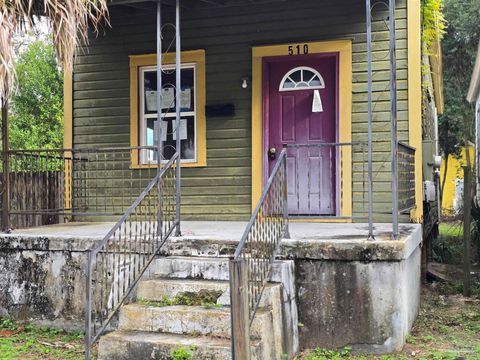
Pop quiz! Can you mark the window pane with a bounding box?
[146,116,195,161]
[290,70,302,83]
[144,67,195,115]
[141,65,197,164]
[283,79,295,89]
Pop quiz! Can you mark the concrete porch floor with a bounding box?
[8,221,417,242]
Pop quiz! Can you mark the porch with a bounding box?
[0,0,423,357]
[0,220,422,355]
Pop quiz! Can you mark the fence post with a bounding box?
[85,250,93,360]
[1,97,9,232]
[463,166,472,297]
[229,258,250,360]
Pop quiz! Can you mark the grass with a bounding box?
[296,283,480,360]
[438,222,463,238]
[434,222,465,264]
[137,290,224,309]
[0,318,85,360]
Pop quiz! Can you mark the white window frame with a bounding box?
[139,63,197,164]
[279,66,325,92]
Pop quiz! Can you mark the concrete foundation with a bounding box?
[0,221,422,355]
[281,224,422,354]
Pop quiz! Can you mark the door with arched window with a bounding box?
[263,53,339,216]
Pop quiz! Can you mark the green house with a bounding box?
[0,0,445,358]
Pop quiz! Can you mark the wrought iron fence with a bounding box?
[84,152,179,360]
[398,142,416,213]
[285,142,369,220]
[229,148,288,358]
[1,146,166,228]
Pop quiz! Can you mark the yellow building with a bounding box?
[441,146,474,213]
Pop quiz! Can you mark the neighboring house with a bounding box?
[0,0,444,359]
[467,42,480,199]
[440,146,474,215]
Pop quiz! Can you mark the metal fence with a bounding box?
[1,146,165,228]
[398,142,416,213]
[285,142,369,220]
[84,152,179,360]
[229,148,288,358]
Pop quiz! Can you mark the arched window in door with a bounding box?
[279,66,325,92]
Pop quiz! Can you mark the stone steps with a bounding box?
[118,303,272,339]
[137,278,279,307]
[97,330,264,360]
[97,255,298,360]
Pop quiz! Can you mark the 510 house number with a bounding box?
[288,44,309,55]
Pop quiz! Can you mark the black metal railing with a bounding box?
[398,142,416,213]
[229,148,288,358]
[84,152,179,360]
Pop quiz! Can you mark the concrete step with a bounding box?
[149,256,231,281]
[148,256,292,283]
[97,330,263,360]
[137,278,281,307]
[118,303,272,340]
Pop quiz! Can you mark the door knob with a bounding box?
[268,147,277,160]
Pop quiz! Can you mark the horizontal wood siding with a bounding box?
[73,0,408,221]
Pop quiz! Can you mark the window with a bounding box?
[139,64,196,163]
[279,66,325,91]
[129,50,206,168]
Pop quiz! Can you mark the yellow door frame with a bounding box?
[251,40,353,221]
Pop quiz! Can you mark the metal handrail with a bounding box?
[2,146,173,230]
[230,148,288,358]
[84,152,179,360]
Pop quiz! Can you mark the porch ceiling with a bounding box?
[109,0,290,9]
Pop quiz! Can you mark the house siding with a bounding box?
[73,0,409,221]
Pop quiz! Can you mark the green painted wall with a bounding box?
[73,0,409,221]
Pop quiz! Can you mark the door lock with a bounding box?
[268,147,277,160]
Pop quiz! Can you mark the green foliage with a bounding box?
[0,317,85,360]
[303,347,353,360]
[170,346,196,360]
[433,222,464,264]
[137,290,223,308]
[438,0,480,159]
[422,0,446,55]
[9,40,63,150]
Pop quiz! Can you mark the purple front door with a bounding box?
[263,54,338,215]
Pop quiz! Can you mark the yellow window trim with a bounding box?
[251,40,353,219]
[407,0,423,222]
[129,49,206,168]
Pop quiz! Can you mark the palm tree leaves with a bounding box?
[0,0,109,98]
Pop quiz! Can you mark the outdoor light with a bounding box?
[242,77,249,89]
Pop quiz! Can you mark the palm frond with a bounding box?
[0,0,109,99]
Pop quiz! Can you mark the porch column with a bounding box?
[389,0,399,239]
[156,0,163,172]
[365,0,374,239]
[175,0,182,236]
[156,0,164,234]
[1,94,9,232]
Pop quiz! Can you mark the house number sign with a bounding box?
[288,44,309,55]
